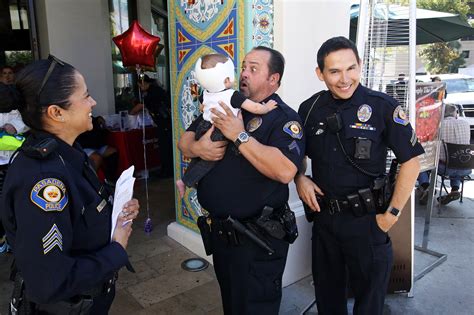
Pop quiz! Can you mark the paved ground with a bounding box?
[1,174,473,314]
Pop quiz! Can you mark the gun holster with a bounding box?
[256,204,299,244]
[197,215,213,255]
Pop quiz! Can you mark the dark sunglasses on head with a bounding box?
[36,55,65,103]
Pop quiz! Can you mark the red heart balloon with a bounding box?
[113,20,161,68]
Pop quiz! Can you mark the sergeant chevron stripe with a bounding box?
[42,224,63,254]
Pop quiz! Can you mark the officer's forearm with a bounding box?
[238,137,297,184]
[389,156,420,210]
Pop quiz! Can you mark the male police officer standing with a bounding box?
[295,37,424,315]
[178,46,305,314]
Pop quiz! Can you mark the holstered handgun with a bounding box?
[256,206,286,240]
[197,216,213,255]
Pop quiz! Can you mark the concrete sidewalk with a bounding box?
[1,176,473,314]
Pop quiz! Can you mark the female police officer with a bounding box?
[1,56,139,314]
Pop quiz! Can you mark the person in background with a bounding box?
[295,37,423,315]
[130,75,173,177]
[1,56,139,314]
[1,66,15,85]
[0,66,28,253]
[418,104,471,205]
[76,116,119,184]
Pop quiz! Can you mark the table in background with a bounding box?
[107,127,161,176]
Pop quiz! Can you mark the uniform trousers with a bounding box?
[30,283,115,314]
[211,225,289,315]
[312,209,393,315]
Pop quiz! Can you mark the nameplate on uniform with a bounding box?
[30,178,68,212]
[97,199,107,213]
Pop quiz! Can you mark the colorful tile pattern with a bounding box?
[169,0,274,231]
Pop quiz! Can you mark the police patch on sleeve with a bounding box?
[31,178,68,212]
[283,121,303,139]
[393,106,409,126]
[42,223,63,254]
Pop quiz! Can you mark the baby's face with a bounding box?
[224,77,234,89]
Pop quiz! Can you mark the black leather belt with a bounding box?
[319,197,351,215]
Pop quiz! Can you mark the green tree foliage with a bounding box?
[5,51,33,67]
[419,41,465,73]
[417,0,472,74]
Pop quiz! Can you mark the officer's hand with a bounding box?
[375,212,398,233]
[121,198,140,221]
[2,123,17,135]
[112,215,133,249]
[211,101,245,141]
[295,174,324,212]
[194,125,227,161]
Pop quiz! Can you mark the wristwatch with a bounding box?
[386,206,401,217]
[234,131,250,148]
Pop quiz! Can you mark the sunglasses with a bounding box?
[36,55,65,104]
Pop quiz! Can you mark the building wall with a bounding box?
[34,0,115,116]
[169,0,249,231]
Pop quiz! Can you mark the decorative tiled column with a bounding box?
[169,0,274,231]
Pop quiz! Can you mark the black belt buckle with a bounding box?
[328,199,341,215]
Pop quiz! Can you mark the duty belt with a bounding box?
[319,197,351,215]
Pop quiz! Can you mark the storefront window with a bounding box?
[108,0,137,113]
[151,7,169,92]
[0,0,35,69]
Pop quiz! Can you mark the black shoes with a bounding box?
[438,191,461,205]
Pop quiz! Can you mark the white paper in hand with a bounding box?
[111,165,136,240]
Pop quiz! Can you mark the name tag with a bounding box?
[97,199,107,213]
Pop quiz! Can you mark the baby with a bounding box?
[176,53,277,197]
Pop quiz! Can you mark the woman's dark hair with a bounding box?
[252,46,285,86]
[15,56,77,131]
[317,36,360,72]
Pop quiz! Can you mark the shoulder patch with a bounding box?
[393,105,409,126]
[42,223,63,254]
[283,121,303,139]
[31,178,68,212]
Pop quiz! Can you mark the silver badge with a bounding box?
[247,117,263,132]
[357,104,372,123]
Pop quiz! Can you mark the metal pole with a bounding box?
[356,0,368,65]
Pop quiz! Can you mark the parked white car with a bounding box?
[417,73,474,139]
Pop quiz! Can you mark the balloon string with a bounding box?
[137,67,151,223]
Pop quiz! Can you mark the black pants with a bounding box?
[182,120,227,187]
[211,223,289,315]
[29,286,115,314]
[312,210,393,315]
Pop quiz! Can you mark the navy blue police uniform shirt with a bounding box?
[1,132,129,304]
[187,93,305,219]
[298,84,424,200]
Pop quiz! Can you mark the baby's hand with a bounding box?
[262,100,278,113]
